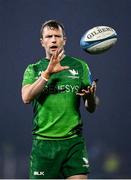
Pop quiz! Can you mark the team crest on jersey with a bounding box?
[69,69,78,76]
[68,69,79,79]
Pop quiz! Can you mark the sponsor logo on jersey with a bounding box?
[34,171,44,176]
[82,157,89,168]
[35,71,42,80]
[58,84,79,93]
[38,71,43,76]
[44,84,79,93]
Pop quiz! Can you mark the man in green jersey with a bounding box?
[22,20,97,179]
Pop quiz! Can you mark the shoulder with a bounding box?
[25,59,44,71]
[69,56,88,64]
[68,56,90,71]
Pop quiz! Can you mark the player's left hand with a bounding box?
[76,79,97,97]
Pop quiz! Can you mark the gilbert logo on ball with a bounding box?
[80,26,117,54]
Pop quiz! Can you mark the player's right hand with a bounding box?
[42,48,69,79]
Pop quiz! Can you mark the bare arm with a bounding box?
[21,74,48,104]
[21,49,69,104]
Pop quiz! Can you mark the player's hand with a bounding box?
[44,48,69,76]
[76,79,98,97]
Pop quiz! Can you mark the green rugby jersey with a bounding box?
[22,56,91,140]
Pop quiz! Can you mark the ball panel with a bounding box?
[83,26,117,41]
[87,38,117,54]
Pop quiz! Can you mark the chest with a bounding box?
[34,60,84,94]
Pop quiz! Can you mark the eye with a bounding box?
[55,35,61,38]
[46,35,52,38]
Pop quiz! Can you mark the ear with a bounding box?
[40,38,45,47]
[63,36,67,46]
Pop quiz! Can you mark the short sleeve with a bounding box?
[22,64,36,86]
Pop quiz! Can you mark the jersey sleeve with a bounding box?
[22,64,36,86]
[81,63,92,88]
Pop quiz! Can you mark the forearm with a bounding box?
[22,71,50,104]
[84,94,96,113]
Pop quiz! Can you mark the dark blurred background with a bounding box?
[0,0,131,178]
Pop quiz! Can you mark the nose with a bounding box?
[51,36,57,43]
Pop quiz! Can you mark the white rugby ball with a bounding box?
[80,26,117,54]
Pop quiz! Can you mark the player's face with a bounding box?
[40,26,66,58]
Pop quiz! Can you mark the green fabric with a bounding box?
[29,136,90,179]
[22,56,91,140]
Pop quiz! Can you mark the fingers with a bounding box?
[58,49,65,61]
[90,85,96,93]
[52,48,64,61]
[61,65,69,70]
[76,89,90,96]
[89,80,97,93]
[87,85,95,94]
[76,92,85,96]
[92,79,98,92]
[76,83,97,96]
